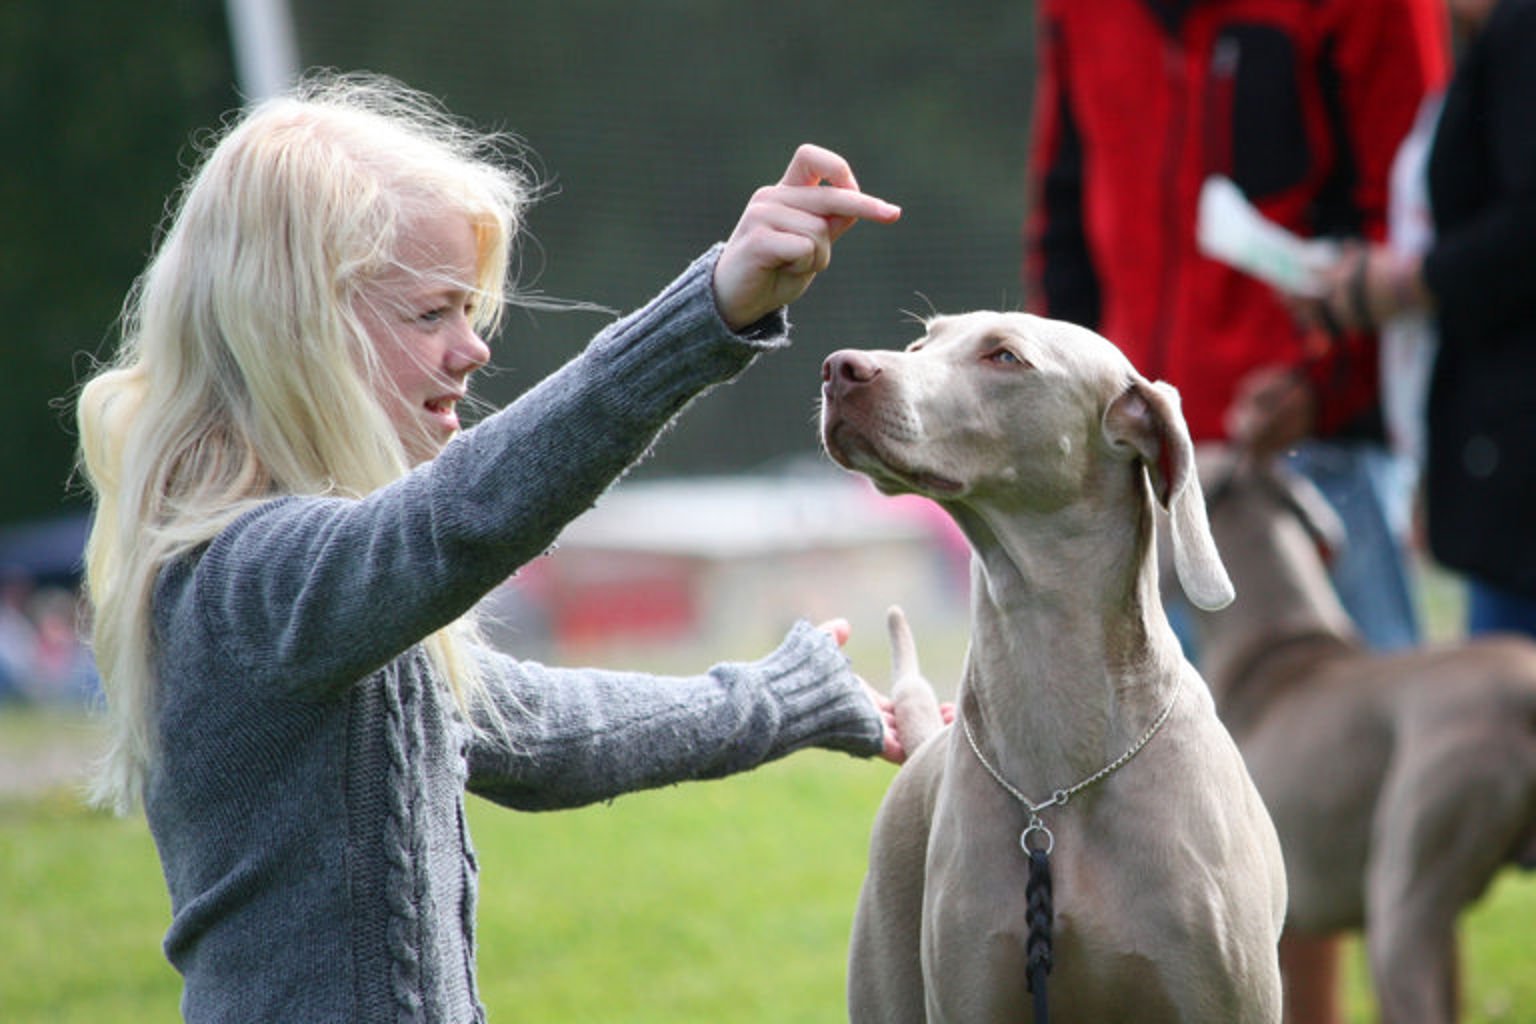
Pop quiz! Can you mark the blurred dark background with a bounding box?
[0,0,1037,535]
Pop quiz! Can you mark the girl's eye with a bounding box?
[419,302,474,325]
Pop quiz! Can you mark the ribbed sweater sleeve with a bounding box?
[464,620,883,810]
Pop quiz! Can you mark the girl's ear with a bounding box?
[1103,378,1234,611]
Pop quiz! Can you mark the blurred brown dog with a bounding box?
[1189,452,1536,1024]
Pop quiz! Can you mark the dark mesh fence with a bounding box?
[292,0,1039,476]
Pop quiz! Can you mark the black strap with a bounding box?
[1026,846,1054,1022]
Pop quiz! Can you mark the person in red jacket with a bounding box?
[1024,3,1449,1022]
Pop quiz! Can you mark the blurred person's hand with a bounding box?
[1288,241,1430,334]
[1226,365,1317,460]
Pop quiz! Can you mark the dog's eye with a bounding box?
[985,348,1027,368]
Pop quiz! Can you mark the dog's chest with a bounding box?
[922,773,1193,1009]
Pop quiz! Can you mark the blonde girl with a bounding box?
[76,71,901,1022]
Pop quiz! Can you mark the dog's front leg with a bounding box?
[848,738,944,1023]
[1364,724,1525,1024]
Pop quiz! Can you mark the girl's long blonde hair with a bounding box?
[76,72,533,813]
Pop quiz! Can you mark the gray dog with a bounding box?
[1189,452,1536,1024]
[822,312,1285,1023]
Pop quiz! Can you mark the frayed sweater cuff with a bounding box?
[760,620,885,759]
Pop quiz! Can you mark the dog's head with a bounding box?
[820,311,1233,610]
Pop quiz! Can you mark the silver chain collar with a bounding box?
[960,680,1182,856]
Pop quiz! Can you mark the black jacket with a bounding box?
[1424,0,1536,598]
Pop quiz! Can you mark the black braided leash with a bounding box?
[1025,842,1054,1023]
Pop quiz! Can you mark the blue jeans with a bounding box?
[1285,441,1421,652]
[1467,578,1536,640]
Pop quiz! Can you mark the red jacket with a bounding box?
[1026,0,1448,440]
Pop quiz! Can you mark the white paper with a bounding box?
[1197,176,1339,297]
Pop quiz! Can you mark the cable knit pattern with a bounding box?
[141,248,884,1023]
[383,657,424,1023]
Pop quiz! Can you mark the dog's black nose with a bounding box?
[822,350,881,387]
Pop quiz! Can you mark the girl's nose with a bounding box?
[446,322,491,375]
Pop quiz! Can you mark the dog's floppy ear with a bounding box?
[1103,379,1235,610]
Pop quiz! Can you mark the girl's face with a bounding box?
[357,214,492,464]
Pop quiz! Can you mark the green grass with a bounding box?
[3,725,1535,1023]
[472,753,894,1022]
[0,788,182,1022]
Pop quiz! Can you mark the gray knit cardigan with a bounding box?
[142,247,885,1023]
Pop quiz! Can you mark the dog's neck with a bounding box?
[952,493,1185,788]
[1196,510,1360,707]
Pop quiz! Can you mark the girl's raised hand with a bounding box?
[713,144,900,331]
